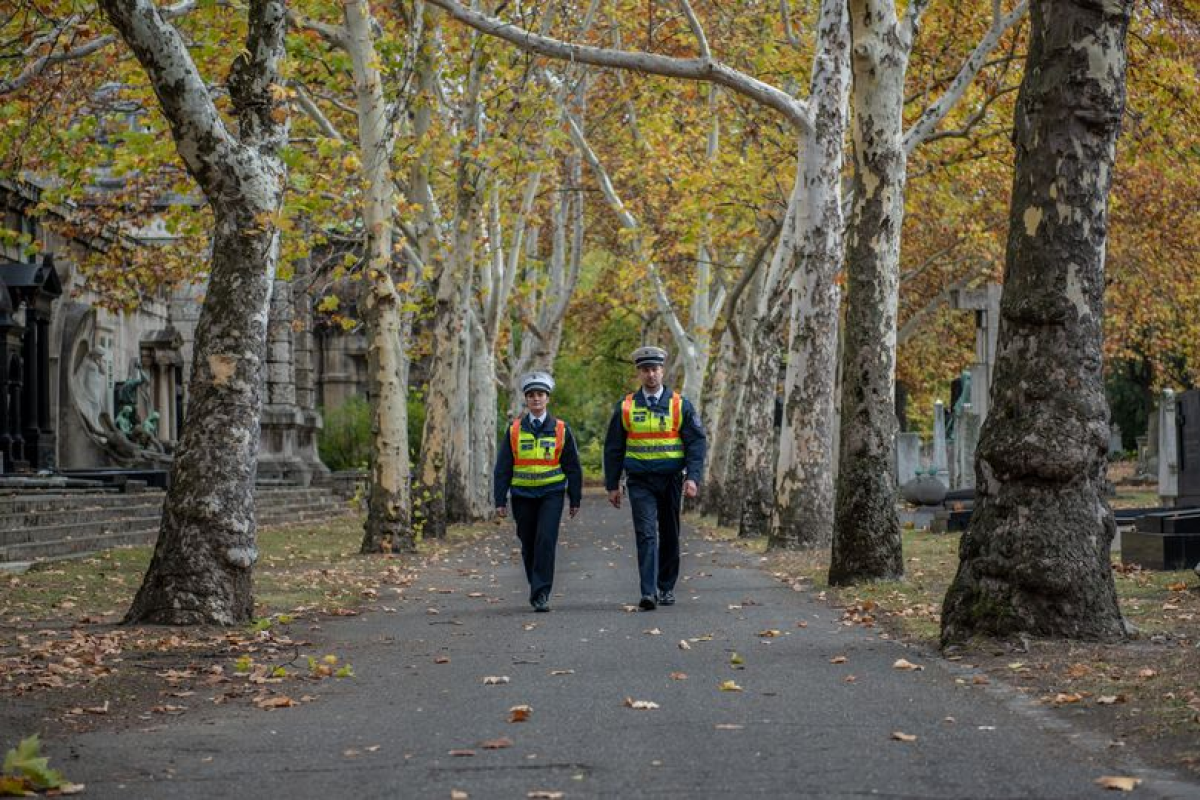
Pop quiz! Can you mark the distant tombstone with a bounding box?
[1159,389,1179,505]
[932,400,949,484]
[1108,423,1123,456]
[1177,389,1200,507]
[895,432,921,487]
[952,409,981,491]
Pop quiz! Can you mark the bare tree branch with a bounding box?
[678,0,711,60]
[424,0,812,132]
[779,0,802,48]
[289,79,347,140]
[1,0,195,96]
[904,0,1028,154]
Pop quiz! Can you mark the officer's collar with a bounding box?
[527,411,554,425]
[641,387,669,402]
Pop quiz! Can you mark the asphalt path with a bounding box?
[53,494,1199,798]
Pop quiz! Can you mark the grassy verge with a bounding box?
[2,515,495,624]
[690,511,1200,778]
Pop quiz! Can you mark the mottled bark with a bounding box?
[737,332,781,539]
[698,328,736,517]
[941,0,1131,644]
[829,0,910,585]
[334,0,417,555]
[770,0,849,551]
[103,0,289,624]
[467,308,497,519]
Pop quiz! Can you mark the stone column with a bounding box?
[1159,389,1179,505]
[932,400,949,486]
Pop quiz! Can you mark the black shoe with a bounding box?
[532,594,549,612]
[658,590,675,606]
[638,595,657,611]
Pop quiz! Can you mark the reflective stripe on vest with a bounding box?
[621,392,684,465]
[510,417,567,488]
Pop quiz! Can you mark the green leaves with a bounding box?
[1,735,68,793]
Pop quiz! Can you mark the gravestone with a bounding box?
[1159,389,1179,505]
[895,432,921,488]
[1177,389,1200,506]
[932,400,949,485]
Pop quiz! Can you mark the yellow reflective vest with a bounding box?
[621,392,685,468]
[509,417,567,488]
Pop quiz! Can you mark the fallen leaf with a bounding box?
[448,749,476,757]
[482,738,513,750]
[678,640,691,651]
[483,676,510,685]
[1094,776,1142,791]
[1096,695,1127,705]
[624,698,660,710]
[844,675,857,683]
[718,680,743,692]
[891,731,918,742]
[527,792,564,799]
[644,628,662,636]
[892,659,924,671]
[451,791,469,800]
[972,675,990,685]
[669,672,688,681]
[757,629,782,638]
[1049,692,1085,706]
[796,621,809,628]
[549,669,574,676]
[509,705,533,722]
[730,653,744,665]
[714,723,743,730]
[1137,668,1157,679]
[254,695,297,709]
[434,656,450,664]
[830,655,848,664]
[365,745,381,752]
[1166,581,1187,592]
[1067,663,1091,679]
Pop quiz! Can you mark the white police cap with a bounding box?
[520,371,555,395]
[631,346,667,367]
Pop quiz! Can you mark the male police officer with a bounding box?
[604,347,706,610]
[494,371,582,612]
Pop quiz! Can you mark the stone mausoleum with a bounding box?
[0,178,369,486]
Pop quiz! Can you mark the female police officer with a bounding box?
[494,371,582,612]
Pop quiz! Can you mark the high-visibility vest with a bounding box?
[510,417,567,488]
[621,392,684,468]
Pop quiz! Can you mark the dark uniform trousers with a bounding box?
[626,472,683,599]
[511,491,566,603]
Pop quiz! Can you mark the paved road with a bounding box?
[51,497,1199,798]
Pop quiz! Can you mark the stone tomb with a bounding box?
[1124,509,1200,571]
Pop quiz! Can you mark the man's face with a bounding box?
[525,390,549,416]
[637,364,663,392]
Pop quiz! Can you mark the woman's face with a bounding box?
[525,390,549,416]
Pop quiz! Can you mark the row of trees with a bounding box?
[2,0,1190,640]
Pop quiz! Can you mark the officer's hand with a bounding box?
[683,479,699,499]
[495,506,507,519]
[569,506,580,519]
[608,489,622,509]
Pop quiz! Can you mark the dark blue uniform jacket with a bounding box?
[603,387,707,491]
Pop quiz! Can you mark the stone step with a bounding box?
[0,525,160,563]
[0,501,163,533]
[0,484,352,565]
[0,491,163,516]
[0,515,162,548]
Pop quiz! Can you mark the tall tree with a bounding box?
[98,0,290,624]
[941,0,1133,643]
[829,0,1027,583]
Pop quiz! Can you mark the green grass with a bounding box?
[2,515,496,623]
